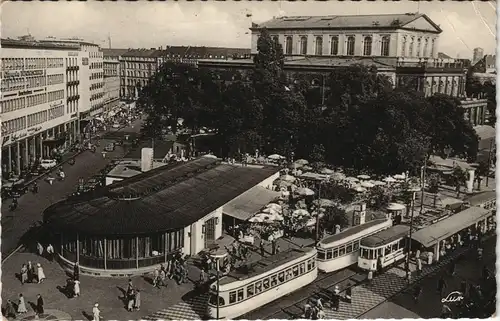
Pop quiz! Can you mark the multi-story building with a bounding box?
[39,39,104,118]
[0,38,87,175]
[102,49,128,112]
[472,47,484,65]
[199,13,487,126]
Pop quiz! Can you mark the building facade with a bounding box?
[102,49,127,112]
[120,49,163,100]
[0,38,87,175]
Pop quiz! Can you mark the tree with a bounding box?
[465,69,484,98]
[427,173,441,207]
[368,186,392,210]
[321,205,350,231]
[475,160,490,190]
[482,81,496,126]
[450,166,467,197]
[321,181,357,205]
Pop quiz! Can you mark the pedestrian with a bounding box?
[74,279,81,297]
[427,251,434,265]
[73,262,80,281]
[33,181,38,194]
[5,299,16,318]
[134,289,141,311]
[303,300,312,319]
[37,263,46,283]
[153,268,160,288]
[345,283,352,304]
[271,240,276,255]
[17,293,28,314]
[199,269,207,283]
[37,242,44,257]
[449,261,456,276]
[93,303,101,321]
[368,270,373,284]
[413,285,422,302]
[417,258,422,276]
[477,246,483,259]
[20,264,28,284]
[332,286,340,311]
[276,244,281,253]
[127,289,135,312]
[316,297,324,310]
[36,294,44,315]
[159,269,166,287]
[182,265,189,284]
[437,276,447,297]
[46,244,54,261]
[126,279,133,296]
[415,248,421,260]
[27,261,35,283]
[260,241,265,257]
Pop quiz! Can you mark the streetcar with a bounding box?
[316,218,392,273]
[358,225,410,271]
[207,247,317,320]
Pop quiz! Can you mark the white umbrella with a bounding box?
[261,208,279,215]
[296,187,315,196]
[383,176,397,183]
[280,174,296,182]
[255,213,273,220]
[202,154,217,159]
[270,214,284,221]
[357,174,371,180]
[393,174,406,180]
[291,169,303,176]
[266,203,282,211]
[248,217,263,223]
[372,180,387,186]
[274,180,294,188]
[268,154,285,160]
[294,159,309,165]
[302,165,313,171]
[331,172,346,180]
[353,186,367,193]
[387,203,406,211]
[360,181,375,188]
[293,209,310,216]
[313,199,335,207]
[320,168,335,175]
[345,177,360,183]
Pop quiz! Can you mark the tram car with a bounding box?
[358,225,410,271]
[206,247,317,320]
[317,219,392,273]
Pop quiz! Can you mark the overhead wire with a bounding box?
[471,1,496,38]
[439,8,471,52]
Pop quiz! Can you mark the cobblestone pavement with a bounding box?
[1,119,142,258]
[361,236,496,319]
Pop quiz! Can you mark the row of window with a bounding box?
[88,51,103,58]
[47,74,64,86]
[27,110,48,127]
[62,230,184,259]
[66,57,78,67]
[48,105,64,120]
[1,97,26,114]
[90,62,103,70]
[124,62,155,70]
[67,70,78,82]
[3,116,26,134]
[317,239,360,260]
[1,58,66,71]
[91,92,104,101]
[25,58,47,70]
[401,36,435,58]
[90,72,103,80]
[1,78,26,92]
[90,82,104,91]
[2,58,25,70]
[67,100,78,115]
[47,58,64,68]
[27,93,47,108]
[359,239,406,260]
[48,90,64,102]
[68,86,79,98]
[210,257,316,307]
[27,76,47,88]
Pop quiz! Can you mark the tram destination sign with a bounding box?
[3,70,45,78]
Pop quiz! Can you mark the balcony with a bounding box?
[67,66,80,71]
[67,80,80,86]
[67,94,80,102]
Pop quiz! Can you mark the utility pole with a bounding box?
[315,181,322,242]
[419,154,427,214]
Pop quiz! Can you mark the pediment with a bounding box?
[403,16,441,33]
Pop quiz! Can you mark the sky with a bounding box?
[1,1,497,59]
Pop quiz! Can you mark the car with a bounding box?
[112,123,120,129]
[104,143,115,152]
[40,159,57,169]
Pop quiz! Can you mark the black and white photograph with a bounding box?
[0,1,497,320]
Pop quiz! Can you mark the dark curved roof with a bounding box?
[319,219,390,246]
[360,225,410,248]
[43,158,278,236]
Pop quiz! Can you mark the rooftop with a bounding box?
[106,160,167,179]
[360,225,410,248]
[43,158,279,236]
[253,13,442,33]
[123,140,175,160]
[319,218,390,246]
[102,48,130,57]
[1,38,80,50]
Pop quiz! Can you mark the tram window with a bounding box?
[247,284,255,297]
[229,291,237,304]
[285,269,292,280]
[346,243,353,253]
[326,250,333,259]
[299,263,305,274]
[332,249,338,258]
[237,289,244,301]
[307,260,312,271]
[255,281,262,294]
[318,251,325,260]
[353,241,359,251]
[311,259,315,268]
[377,248,383,257]
[392,243,398,252]
[271,275,278,286]
[209,294,225,306]
[399,239,405,249]
[339,246,346,256]
[263,278,270,289]
[292,266,299,277]
[385,245,392,255]
[278,272,285,283]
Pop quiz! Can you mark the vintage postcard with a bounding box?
[0,1,496,320]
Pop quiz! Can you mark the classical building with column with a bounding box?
[1,38,89,176]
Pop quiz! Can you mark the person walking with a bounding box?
[37,263,46,283]
[5,299,16,318]
[74,279,81,297]
[17,294,28,314]
[159,269,166,287]
[413,285,422,303]
[153,268,160,288]
[127,289,135,312]
[46,244,54,262]
[332,286,340,311]
[36,294,44,315]
[37,242,44,257]
[260,241,265,257]
[345,284,352,304]
[417,258,423,276]
[134,289,141,311]
[126,279,133,296]
[368,270,373,284]
[20,264,28,285]
[74,262,80,281]
[93,303,101,321]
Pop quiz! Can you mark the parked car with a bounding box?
[40,159,57,169]
[104,143,115,152]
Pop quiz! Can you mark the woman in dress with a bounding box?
[74,279,81,297]
[37,263,46,283]
[20,264,28,284]
[17,293,28,314]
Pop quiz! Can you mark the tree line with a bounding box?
[138,29,479,176]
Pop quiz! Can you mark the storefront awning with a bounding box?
[223,186,281,221]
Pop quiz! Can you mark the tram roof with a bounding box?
[360,225,410,248]
[43,158,279,235]
[219,247,314,286]
[319,219,390,246]
[410,206,490,248]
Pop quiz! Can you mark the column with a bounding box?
[76,233,80,264]
[164,232,168,263]
[30,137,36,165]
[434,242,440,263]
[104,238,107,270]
[7,145,12,173]
[467,169,475,193]
[23,138,29,168]
[16,141,21,175]
[136,236,139,269]
[39,133,43,159]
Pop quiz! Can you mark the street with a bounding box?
[1,119,143,260]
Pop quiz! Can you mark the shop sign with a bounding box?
[11,132,28,142]
[27,126,42,133]
[3,70,44,78]
[19,90,33,96]
[82,58,89,66]
[68,52,79,57]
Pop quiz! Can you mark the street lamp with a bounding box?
[211,250,228,320]
[405,185,421,282]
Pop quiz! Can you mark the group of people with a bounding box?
[125,279,141,312]
[152,252,189,288]
[3,294,44,319]
[19,261,46,284]
[302,284,353,319]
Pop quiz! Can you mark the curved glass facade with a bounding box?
[57,229,184,270]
